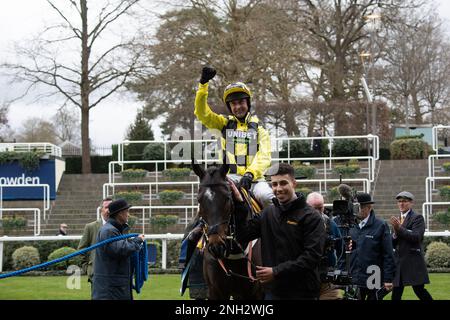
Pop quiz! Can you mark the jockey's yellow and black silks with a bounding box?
[194,82,271,180]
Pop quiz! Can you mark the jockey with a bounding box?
[194,66,274,208]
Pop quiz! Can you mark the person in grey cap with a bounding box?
[389,191,433,300]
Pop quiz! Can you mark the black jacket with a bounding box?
[349,211,395,287]
[392,210,429,286]
[236,193,326,299]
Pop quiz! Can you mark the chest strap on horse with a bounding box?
[217,257,258,282]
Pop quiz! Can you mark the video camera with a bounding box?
[323,181,359,287]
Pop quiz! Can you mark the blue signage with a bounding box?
[0,159,56,200]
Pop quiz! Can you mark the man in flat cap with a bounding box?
[348,193,395,300]
[92,199,145,300]
[389,191,433,300]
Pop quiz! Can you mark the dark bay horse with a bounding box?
[192,162,264,300]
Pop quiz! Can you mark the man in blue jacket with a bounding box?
[349,193,395,300]
[92,199,145,300]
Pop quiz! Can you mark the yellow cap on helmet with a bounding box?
[222,82,252,104]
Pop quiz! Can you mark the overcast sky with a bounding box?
[1,0,450,147]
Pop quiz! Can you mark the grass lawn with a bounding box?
[0,273,448,300]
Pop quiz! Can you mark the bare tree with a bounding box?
[380,9,450,126]
[0,102,13,142]
[52,105,81,144]
[282,0,424,135]
[130,0,311,136]
[16,117,58,144]
[2,0,145,173]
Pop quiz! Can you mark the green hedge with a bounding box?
[1,216,27,231]
[162,168,192,180]
[0,151,43,172]
[390,138,429,160]
[159,190,184,205]
[435,209,450,227]
[120,169,147,182]
[332,139,363,157]
[113,191,143,203]
[150,214,178,233]
[279,140,313,158]
[443,162,450,172]
[439,186,450,201]
[333,164,360,178]
[293,165,316,179]
[12,246,40,270]
[425,242,450,268]
[47,247,82,270]
[64,156,113,174]
[2,240,79,271]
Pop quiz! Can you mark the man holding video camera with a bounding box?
[348,193,395,300]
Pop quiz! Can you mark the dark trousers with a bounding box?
[392,285,433,301]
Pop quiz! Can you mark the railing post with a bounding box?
[162,238,167,269]
[0,241,3,273]
[164,142,167,171]
[142,208,145,234]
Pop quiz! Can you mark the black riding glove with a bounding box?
[239,173,254,191]
[200,66,216,84]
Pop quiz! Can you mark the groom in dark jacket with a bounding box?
[235,163,326,300]
[92,199,145,300]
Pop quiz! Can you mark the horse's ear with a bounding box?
[192,159,205,180]
[219,162,229,178]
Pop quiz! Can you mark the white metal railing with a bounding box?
[103,181,199,209]
[103,178,369,232]
[432,125,450,152]
[274,135,379,161]
[0,184,50,219]
[108,159,215,186]
[0,208,41,236]
[0,142,62,157]
[273,156,375,182]
[422,202,450,232]
[425,177,450,203]
[118,139,219,170]
[117,135,379,164]
[0,233,184,272]
[109,156,375,188]
[427,154,450,190]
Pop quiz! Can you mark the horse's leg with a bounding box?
[203,251,231,300]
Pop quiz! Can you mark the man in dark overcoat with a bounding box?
[349,193,395,300]
[92,199,144,300]
[389,191,433,300]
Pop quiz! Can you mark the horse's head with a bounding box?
[192,162,233,259]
